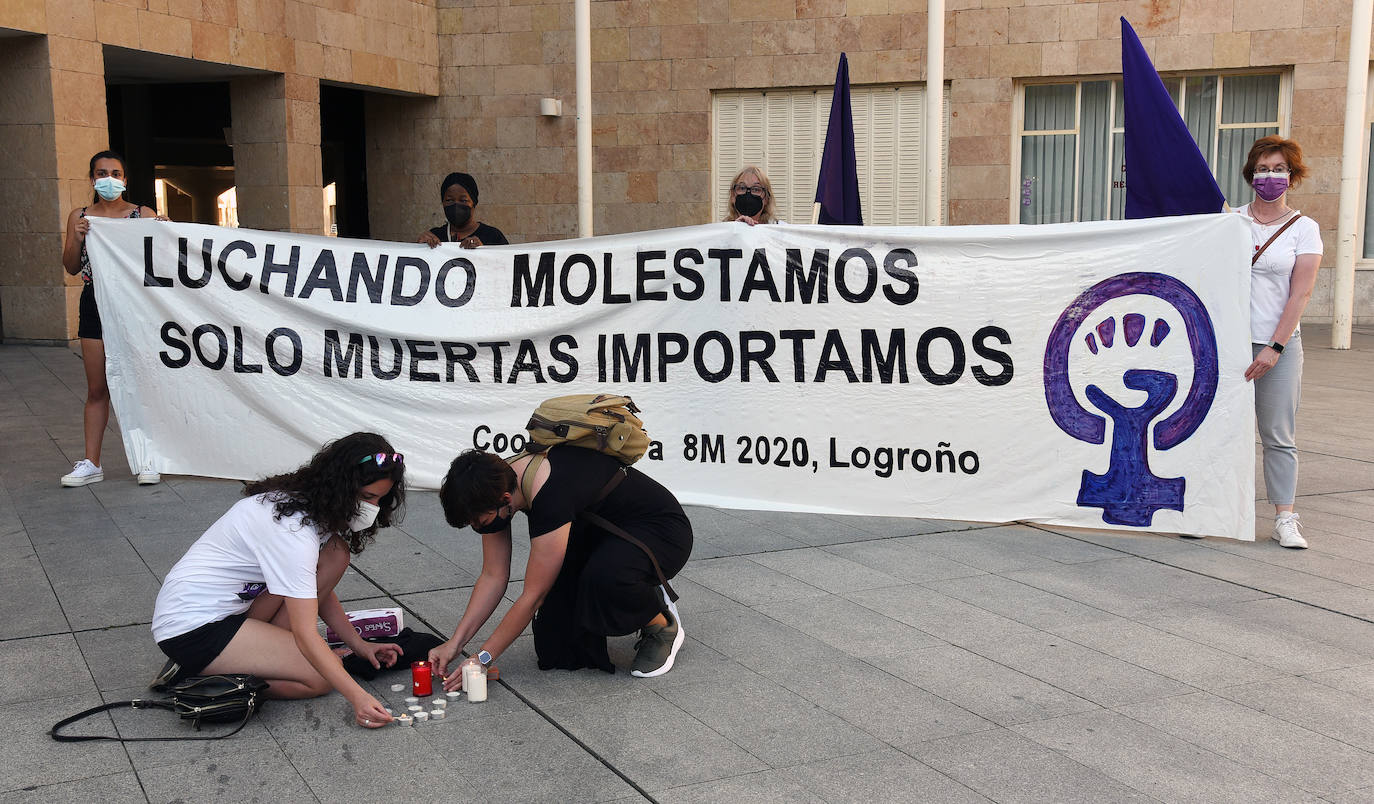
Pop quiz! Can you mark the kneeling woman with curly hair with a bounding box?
[151,433,407,728]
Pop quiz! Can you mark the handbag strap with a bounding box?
[50,696,257,743]
[584,468,680,602]
[1251,213,1302,265]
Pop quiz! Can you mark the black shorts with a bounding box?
[77,282,102,340]
[157,612,249,675]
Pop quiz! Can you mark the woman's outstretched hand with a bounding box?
[429,639,462,690]
[352,693,393,729]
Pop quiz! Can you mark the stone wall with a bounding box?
[0,0,440,341]
[361,0,1364,324]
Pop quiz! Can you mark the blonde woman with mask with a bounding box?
[723,165,783,225]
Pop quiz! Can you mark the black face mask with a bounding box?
[475,511,514,534]
[444,203,472,228]
[735,192,764,217]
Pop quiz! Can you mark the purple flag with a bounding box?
[815,53,863,225]
[1121,17,1225,217]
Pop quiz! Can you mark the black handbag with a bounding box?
[51,674,269,742]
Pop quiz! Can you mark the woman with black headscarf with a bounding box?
[418,172,510,249]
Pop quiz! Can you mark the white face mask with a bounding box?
[93,176,126,201]
[349,500,381,533]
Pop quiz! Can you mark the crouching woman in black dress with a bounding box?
[429,446,692,683]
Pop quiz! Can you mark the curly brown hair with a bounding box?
[244,432,406,554]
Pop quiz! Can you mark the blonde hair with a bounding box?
[723,165,777,223]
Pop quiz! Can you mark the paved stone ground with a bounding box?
[0,325,1371,803]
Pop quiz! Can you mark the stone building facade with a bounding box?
[2,0,1370,342]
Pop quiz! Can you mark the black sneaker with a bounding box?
[149,658,183,692]
[631,587,684,678]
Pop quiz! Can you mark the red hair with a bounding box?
[1242,135,1308,187]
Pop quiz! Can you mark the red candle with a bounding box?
[411,660,432,696]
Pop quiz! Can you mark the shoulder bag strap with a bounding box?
[581,468,680,602]
[50,698,255,743]
[1252,213,1303,265]
[520,452,545,502]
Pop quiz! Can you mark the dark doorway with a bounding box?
[321,84,370,239]
[107,82,235,225]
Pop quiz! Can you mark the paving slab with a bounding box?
[746,545,908,593]
[0,773,148,804]
[542,686,770,792]
[752,593,946,658]
[1215,676,1374,753]
[135,748,320,804]
[871,643,1101,726]
[779,747,992,803]
[652,665,884,768]
[909,727,1159,803]
[1116,691,1374,796]
[1137,605,1372,675]
[1012,709,1321,803]
[0,693,133,793]
[0,633,98,707]
[1044,617,1282,691]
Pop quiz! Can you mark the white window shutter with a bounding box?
[713,81,945,226]
[788,91,819,223]
[864,87,898,224]
[713,94,740,221]
[764,92,795,219]
[899,85,925,225]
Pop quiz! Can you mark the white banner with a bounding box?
[88,215,1255,540]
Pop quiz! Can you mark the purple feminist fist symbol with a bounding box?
[1043,273,1218,527]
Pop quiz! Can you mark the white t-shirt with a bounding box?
[151,494,331,642]
[1235,205,1323,343]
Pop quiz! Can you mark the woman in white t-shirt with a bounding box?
[1233,136,1323,549]
[151,433,407,728]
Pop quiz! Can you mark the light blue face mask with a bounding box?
[93,176,125,201]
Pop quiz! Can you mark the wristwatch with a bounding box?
[1268,341,1285,354]
[477,649,493,666]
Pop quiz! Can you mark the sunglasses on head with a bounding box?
[359,452,404,467]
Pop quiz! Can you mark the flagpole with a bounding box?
[575,0,593,238]
[1331,0,1372,349]
[925,0,945,226]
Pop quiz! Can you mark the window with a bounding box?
[1017,73,1286,224]
[713,84,948,225]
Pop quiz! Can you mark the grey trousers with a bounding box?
[1254,336,1303,506]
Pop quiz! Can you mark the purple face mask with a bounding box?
[1252,172,1289,202]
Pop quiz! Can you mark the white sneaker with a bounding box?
[1272,513,1307,549]
[61,459,104,487]
[137,470,161,485]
